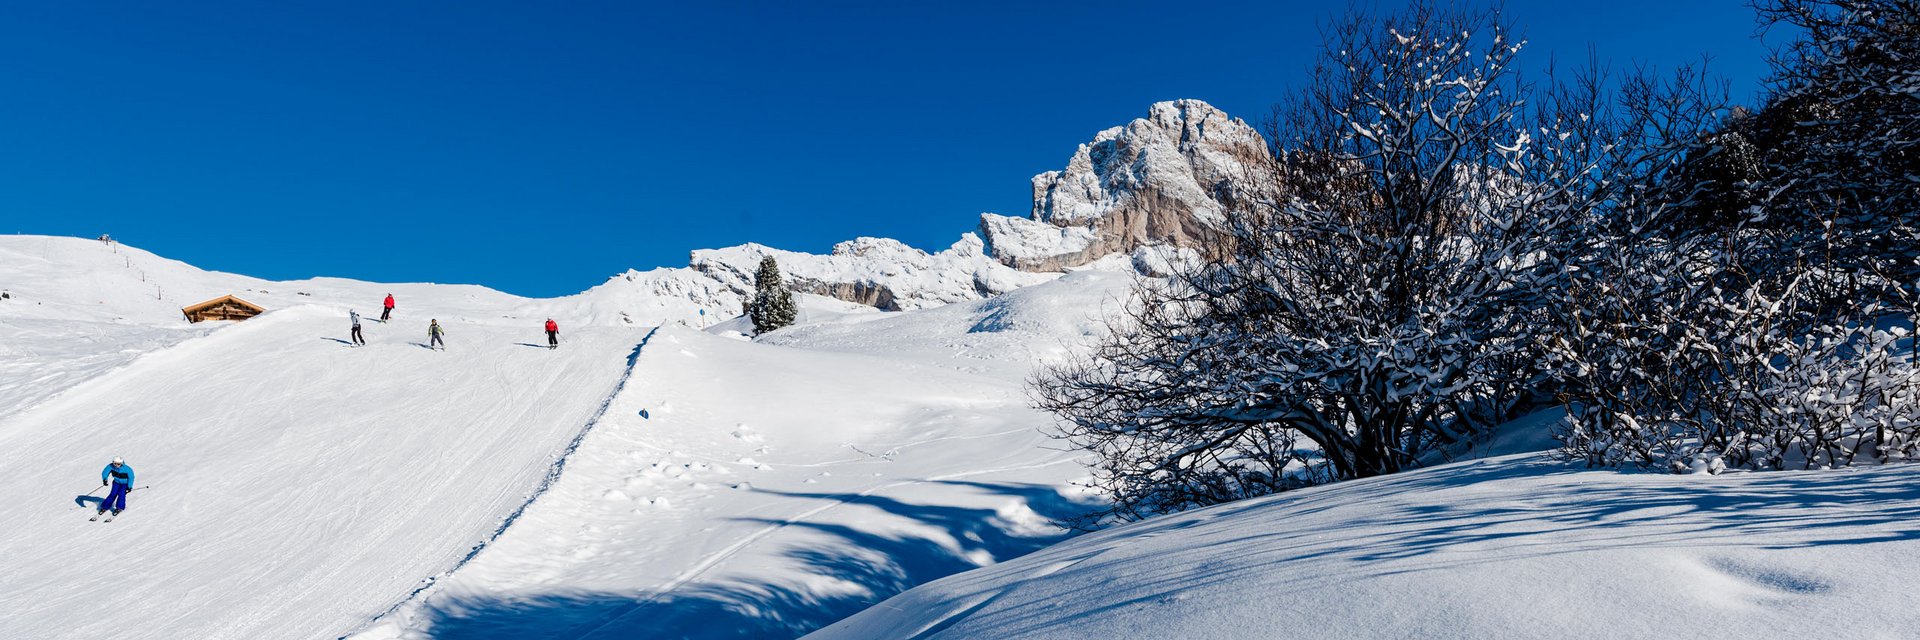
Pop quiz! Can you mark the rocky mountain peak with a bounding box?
[981,99,1277,272]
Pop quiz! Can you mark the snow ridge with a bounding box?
[348,327,660,638]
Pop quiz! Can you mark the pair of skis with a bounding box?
[85,484,148,522]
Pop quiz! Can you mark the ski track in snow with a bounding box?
[345,327,660,639]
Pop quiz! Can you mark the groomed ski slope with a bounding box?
[0,306,647,640]
[812,454,1920,639]
[0,237,666,639]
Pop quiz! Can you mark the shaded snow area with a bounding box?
[816,454,1920,639]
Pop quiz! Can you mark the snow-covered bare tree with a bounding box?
[1749,0,1919,285]
[1036,4,1635,521]
[749,256,797,335]
[1551,0,1920,472]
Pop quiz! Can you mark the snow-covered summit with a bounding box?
[980,99,1278,272]
[672,99,1276,309]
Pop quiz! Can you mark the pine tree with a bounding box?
[748,256,797,335]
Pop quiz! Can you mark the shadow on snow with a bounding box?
[416,458,1920,638]
[418,480,1089,640]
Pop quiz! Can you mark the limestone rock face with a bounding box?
[981,99,1277,271]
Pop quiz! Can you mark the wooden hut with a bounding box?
[182,295,265,323]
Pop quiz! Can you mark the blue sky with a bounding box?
[0,1,1778,297]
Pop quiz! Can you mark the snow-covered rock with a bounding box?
[689,234,1055,311]
[981,99,1278,272]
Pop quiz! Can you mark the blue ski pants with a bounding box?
[102,482,130,511]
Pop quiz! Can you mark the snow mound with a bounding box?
[812,454,1920,639]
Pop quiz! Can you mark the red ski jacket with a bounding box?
[384,296,394,309]
[545,320,558,333]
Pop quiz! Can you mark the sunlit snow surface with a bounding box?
[358,272,1132,639]
[0,236,1131,639]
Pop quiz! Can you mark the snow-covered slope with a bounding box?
[0,307,644,640]
[0,237,665,639]
[812,453,1920,639]
[353,272,1134,639]
[1,235,1140,640]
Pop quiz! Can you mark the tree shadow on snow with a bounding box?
[1005,458,1920,625]
[418,480,1096,640]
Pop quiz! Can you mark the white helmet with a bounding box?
[111,456,123,464]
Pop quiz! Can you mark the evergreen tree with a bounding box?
[748,256,797,335]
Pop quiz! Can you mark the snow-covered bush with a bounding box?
[1748,0,1919,284]
[1553,249,1920,471]
[1552,0,1920,473]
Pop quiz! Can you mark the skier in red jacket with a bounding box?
[381,294,395,322]
[544,318,560,350]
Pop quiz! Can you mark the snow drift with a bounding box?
[813,453,1920,639]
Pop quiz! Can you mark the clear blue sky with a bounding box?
[0,1,1778,297]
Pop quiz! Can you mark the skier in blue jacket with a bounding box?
[99,457,135,517]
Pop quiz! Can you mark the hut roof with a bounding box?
[182,295,266,322]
